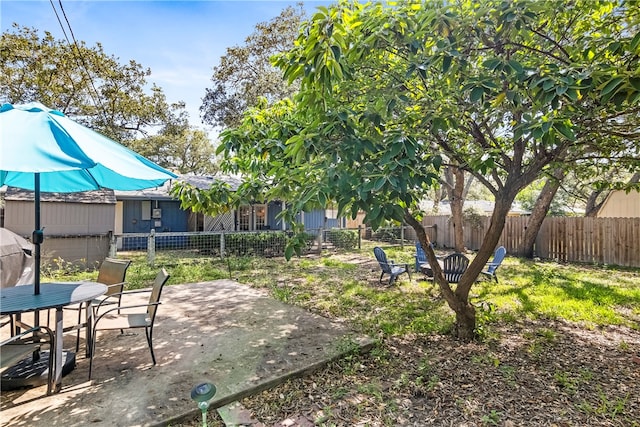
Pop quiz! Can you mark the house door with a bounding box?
[239,205,251,231]
[238,204,267,231]
[255,204,266,230]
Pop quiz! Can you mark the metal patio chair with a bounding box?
[64,258,132,352]
[89,268,170,379]
[1,325,55,395]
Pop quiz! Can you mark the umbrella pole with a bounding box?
[34,173,41,295]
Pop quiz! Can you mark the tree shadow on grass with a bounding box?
[475,261,640,324]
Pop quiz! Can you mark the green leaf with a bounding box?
[331,45,341,61]
[433,154,442,170]
[554,122,576,141]
[284,244,294,261]
[600,77,624,97]
[442,55,452,73]
[507,59,523,74]
[629,90,640,104]
[555,85,567,95]
[630,31,640,52]
[470,86,484,102]
[373,177,386,191]
[482,58,501,71]
[565,88,578,101]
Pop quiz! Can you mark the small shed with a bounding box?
[596,190,640,218]
[1,187,116,269]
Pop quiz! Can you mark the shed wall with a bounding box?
[597,190,640,218]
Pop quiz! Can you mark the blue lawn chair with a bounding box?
[480,246,507,283]
[415,242,426,272]
[414,241,437,272]
[373,247,411,285]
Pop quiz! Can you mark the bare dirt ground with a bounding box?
[175,253,640,427]
[177,321,640,426]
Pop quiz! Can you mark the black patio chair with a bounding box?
[442,253,470,284]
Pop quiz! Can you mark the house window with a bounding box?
[141,201,151,220]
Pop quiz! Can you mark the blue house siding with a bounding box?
[122,200,188,233]
[267,201,283,230]
[121,200,189,250]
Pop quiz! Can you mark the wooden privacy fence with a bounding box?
[421,215,640,268]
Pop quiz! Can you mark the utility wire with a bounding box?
[49,0,108,124]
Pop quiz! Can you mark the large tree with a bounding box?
[1,25,183,142]
[1,23,221,177]
[176,0,640,339]
[130,117,218,175]
[200,4,305,129]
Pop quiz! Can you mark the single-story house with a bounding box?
[115,174,344,235]
[421,199,530,216]
[1,174,347,261]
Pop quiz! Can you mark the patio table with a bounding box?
[0,282,106,392]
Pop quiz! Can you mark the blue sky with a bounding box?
[1,0,329,135]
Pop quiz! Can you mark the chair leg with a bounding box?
[76,302,84,353]
[145,327,156,365]
[46,336,55,395]
[88,325,97,380]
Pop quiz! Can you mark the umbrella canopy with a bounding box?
[0,102,178,294]
[0,102,175,192]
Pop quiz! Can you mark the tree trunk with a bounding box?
[454,303,476,341]
[585,189,606,217]
[445,166,466,252]
[406,184,518,341]
[518,168,566,258]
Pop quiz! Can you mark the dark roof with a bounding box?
[181,174,242,191]
[2,187,116,204]
[114,174,242,200]
[2,174,243,203]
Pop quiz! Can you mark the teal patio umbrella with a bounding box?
[0,102,177,294]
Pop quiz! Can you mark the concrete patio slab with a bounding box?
[1,280,374,426]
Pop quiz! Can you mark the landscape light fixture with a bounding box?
[190,382,217,427]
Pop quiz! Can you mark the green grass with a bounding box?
[44,246,640,337]
[474,258,640,328]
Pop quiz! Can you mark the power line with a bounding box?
[49,0,108,123]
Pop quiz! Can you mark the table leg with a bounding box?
[54,308,63,393]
